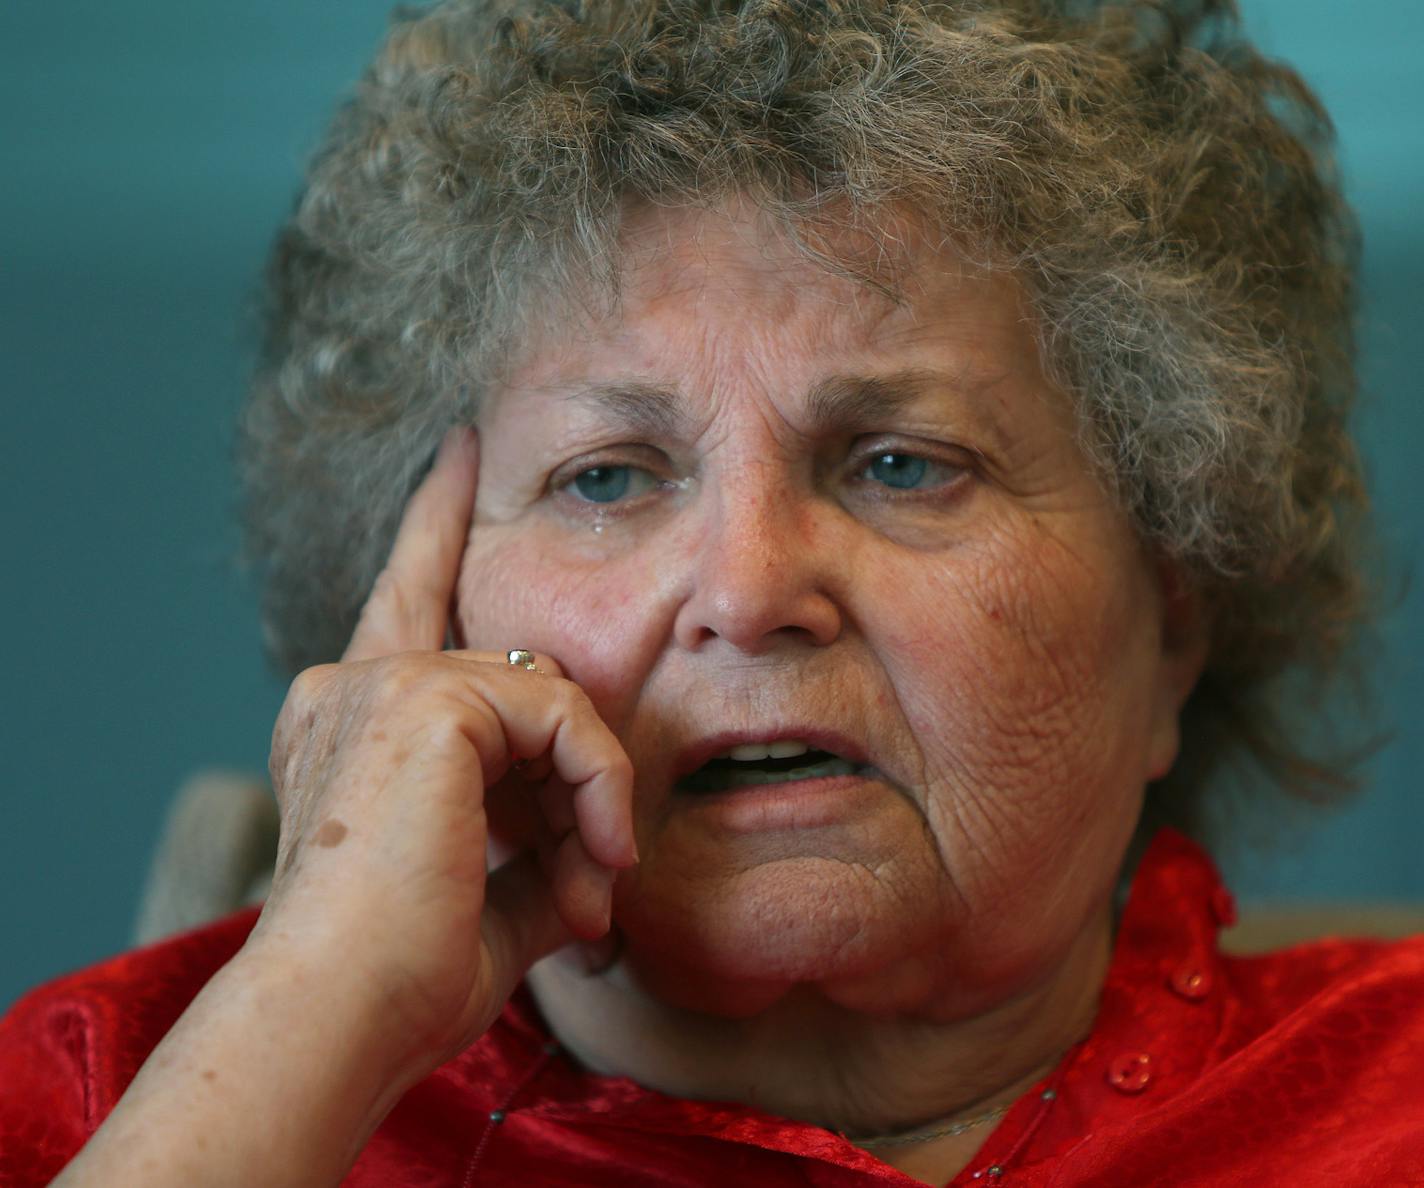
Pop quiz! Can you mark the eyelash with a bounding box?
[550,444,973,514]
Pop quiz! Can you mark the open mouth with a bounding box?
[677,750,862,794]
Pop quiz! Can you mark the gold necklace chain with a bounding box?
[846,1101,1011,1149]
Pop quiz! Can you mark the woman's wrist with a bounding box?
[239,908,446,1086]
[53,933,426,1188]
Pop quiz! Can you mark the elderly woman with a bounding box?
[4,0,1421,1183]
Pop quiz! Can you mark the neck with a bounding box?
[526,906,1112,1177]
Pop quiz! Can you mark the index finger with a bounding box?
[344,426,479,663]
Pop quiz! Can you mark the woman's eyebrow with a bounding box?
[560,381,690,438]
[806,370,942,432]
[806,367,1011,444]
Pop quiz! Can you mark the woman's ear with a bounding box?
[1145,557,1211,782]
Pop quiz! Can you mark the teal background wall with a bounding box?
[2,1,1421,1012]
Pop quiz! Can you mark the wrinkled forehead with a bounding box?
[483,198,1037,422]
[633,198,1010,319]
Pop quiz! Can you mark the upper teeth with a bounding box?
[714,740,812,762]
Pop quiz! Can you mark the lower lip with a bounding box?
[674,769,889,832]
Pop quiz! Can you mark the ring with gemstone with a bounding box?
[505,650,538,771]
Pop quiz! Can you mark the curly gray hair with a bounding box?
[239,0,1372,838]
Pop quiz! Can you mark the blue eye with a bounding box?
[866,453,930,489]
[571,465,652,503]
[573,466,631,502]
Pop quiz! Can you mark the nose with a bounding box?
[671,465,843,654]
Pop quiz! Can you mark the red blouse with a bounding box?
[3,830,1423,1186]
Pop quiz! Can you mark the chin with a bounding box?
[611,854,950,1015]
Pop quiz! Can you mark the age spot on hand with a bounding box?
[315,818,349,848]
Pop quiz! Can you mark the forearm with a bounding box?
[52,939,416,1188]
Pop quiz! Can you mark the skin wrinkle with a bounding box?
[893,579,1082,806]
[856,572,981,874]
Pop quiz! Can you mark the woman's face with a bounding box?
[457,203,1202,1019]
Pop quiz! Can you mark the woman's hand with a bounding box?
[248,425,638,1082]
[51,427,635,1188]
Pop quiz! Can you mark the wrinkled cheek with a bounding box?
[857,545,1082,744]
[455,533,663,719]
[456,536,659,855]
[929,689,1141,924]
[859,546,1138,896]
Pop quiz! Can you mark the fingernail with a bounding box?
[576,930,621,975]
